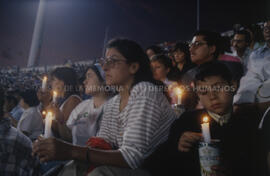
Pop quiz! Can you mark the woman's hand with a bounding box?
[178,132,202,152]
[32,136,73,162]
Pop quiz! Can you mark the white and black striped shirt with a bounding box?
[97,82,177,169]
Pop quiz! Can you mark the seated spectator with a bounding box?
[33,38,177,176]
[150,54,180,84]
[234,20,270,109]
[17,89,43,141]
[67,64,110,146]
[47,67,82,141]
[171,41,195,75]
[0,88,40,175]
[143,61,261,176]
[181,30,244,110]
[3,94,24,126]
[145,45,164,60]
[231,30,252,73]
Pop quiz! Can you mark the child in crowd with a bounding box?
[144,61,261,176]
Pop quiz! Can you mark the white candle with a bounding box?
[174,87,183,105]
[41,76,47,91]
[52,91,57,104]
[44,111,53,138]
[201,116,211,143]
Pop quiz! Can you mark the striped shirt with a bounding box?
[97,81,177,169]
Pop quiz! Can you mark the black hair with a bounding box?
[146,45,164,55]
[171,41,192,63]
[20,89,40,107]
[193,30,222,59]
[244,24,264,43]
[106,38,159,87]
[234,30,252,44]
[151,54,173,70]
[195,61,233,85]
[50,67,79,98]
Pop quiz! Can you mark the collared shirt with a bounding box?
[10,105,24,121]
[234,44,270,104]
[207,110,231,126]
[0,118,40,176]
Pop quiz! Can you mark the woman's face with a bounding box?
[83,69,102,95]
[151,61,169,82]
[102,48,138,87]
[173,50,186,63]
[51,76,65,97]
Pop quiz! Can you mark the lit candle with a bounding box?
[201,116,211,143]
[174,87,183,105]
[42,110,46,116]
[44,111,54,138]
[41,76,47,91]
[52,91,57,104]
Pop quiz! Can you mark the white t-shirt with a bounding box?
[66,99,104,146]
[17,107,43,141]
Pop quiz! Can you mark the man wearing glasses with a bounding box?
[234,20,270,105]
[231,30,252,73]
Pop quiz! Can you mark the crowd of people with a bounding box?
[0,20,270,176]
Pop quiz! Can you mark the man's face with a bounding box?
[189,35,216,65]
[196,76,234,115]
[263,21,270,43]
[232,34,248,53]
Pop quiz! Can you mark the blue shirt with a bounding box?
[234,44,270,104]
[0,118,40,176]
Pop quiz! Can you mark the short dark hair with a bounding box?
[20,89,40,107]
[234,30,252,44]
[171,41,192,63]
[195,61,232,85]
[51,67,79,98]
[193,30,222,59]
[151,54,173,69]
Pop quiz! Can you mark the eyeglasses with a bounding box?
[189,41,208,48]
[98,57,126,68]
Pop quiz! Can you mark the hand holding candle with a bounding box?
[41,76,47,92]
[201,116,211,143]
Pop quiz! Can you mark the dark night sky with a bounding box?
[0,0,269,67]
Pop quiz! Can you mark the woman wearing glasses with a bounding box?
[33,38,177,176]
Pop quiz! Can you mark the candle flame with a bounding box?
[203,116,209,123]
[53,91,57,96]
[42,110,46,115]
[43,76,47,81]
[174,87,183,96]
